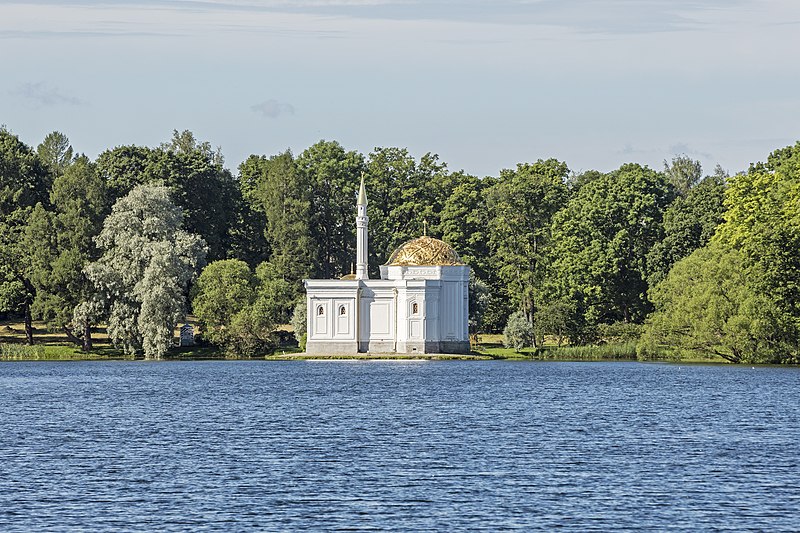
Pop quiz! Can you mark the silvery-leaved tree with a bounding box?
[82,185,207,359]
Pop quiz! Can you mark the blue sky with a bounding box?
[1,0,799,177]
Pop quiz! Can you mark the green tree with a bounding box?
[642,242,791,363]
[224,299,276,357]
[0,128,50,344]
[298,140,365,278]
[253,260,297,326]
[440,172,491,279]
[191,259,282,356]
[161,129,223,166]
[0,127,50,214]
[95,145,154,201]
[407,152,454,237]
[230,156,271,267]
[84,185,206,358]
[441,173,508,332]
[762,140,800,176]
[534,299,577,346]
[663,154,702,196]
[646,171,727,287]
[503,311,535,352]
[37,131,74,180]
[364,148,453,272]
[550,163,672,329]
[192,259,257,346]
[714,149,800,348]
[96,132,238,261]
[226,186,271,267]
[239,150,314,300]
[566,169,603,193]
[26,156,108,350]
[365,147,422,271]
[148,140,237,262]
[487,159,570,342]
[468,273,490,344]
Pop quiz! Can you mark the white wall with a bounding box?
[304,280,359,354]
[304,265,469,354]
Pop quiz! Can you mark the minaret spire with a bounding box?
[357,173,368,207]
[355,173,369,280]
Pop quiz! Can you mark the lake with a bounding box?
[1,361,799,531]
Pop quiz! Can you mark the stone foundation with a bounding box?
[305,340,359,355]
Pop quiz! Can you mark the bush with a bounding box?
[635,340,675,361]
[534,299,573,346]
[291,299,307,346]
[224,303,275,358]
[503,311,535,351]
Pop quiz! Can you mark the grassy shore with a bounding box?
[1,320,124,360]
[1,319,723,363]
[0,319,309,361]
[471,334,722,363]
[0,319,219,361]
[472,334,640,360]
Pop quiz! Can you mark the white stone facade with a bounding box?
[303,178,471,355]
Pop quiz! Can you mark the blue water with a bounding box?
[1,361,799,531]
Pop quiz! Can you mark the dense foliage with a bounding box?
[83,185,207,359]
[503,311,535,352]
[641,243,786,363]
[191,259,281,357]
[1,125,798,362]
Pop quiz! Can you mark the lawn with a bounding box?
[0,318,197,360]
[0,318,303,360]
[471,333,537,359]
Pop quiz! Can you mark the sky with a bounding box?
[1,0,799,177]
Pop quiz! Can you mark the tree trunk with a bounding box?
[24,304,34,345]
[62,325,84,348]
[83,323,93,352]
[20,278,36,345]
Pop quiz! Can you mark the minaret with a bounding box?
[355,174,369,280]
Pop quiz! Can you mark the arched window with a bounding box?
[339,305,346,316]
[412,302,419,315]
[317,305,325,316]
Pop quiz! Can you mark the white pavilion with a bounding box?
[303,177,470,355]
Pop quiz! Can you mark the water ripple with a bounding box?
[1,361,799,531]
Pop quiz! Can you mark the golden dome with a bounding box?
[385,236,464,266]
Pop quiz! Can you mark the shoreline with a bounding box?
[0,337,785,365]
[0,351,772,365]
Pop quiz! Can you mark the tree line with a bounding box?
[1,127,798,362]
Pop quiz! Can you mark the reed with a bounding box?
[0,343,46,360]
[537,342,639,361]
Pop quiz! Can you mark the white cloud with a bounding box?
[11,82,85,107]
[669,142,712,160]
[251,99,295,118]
